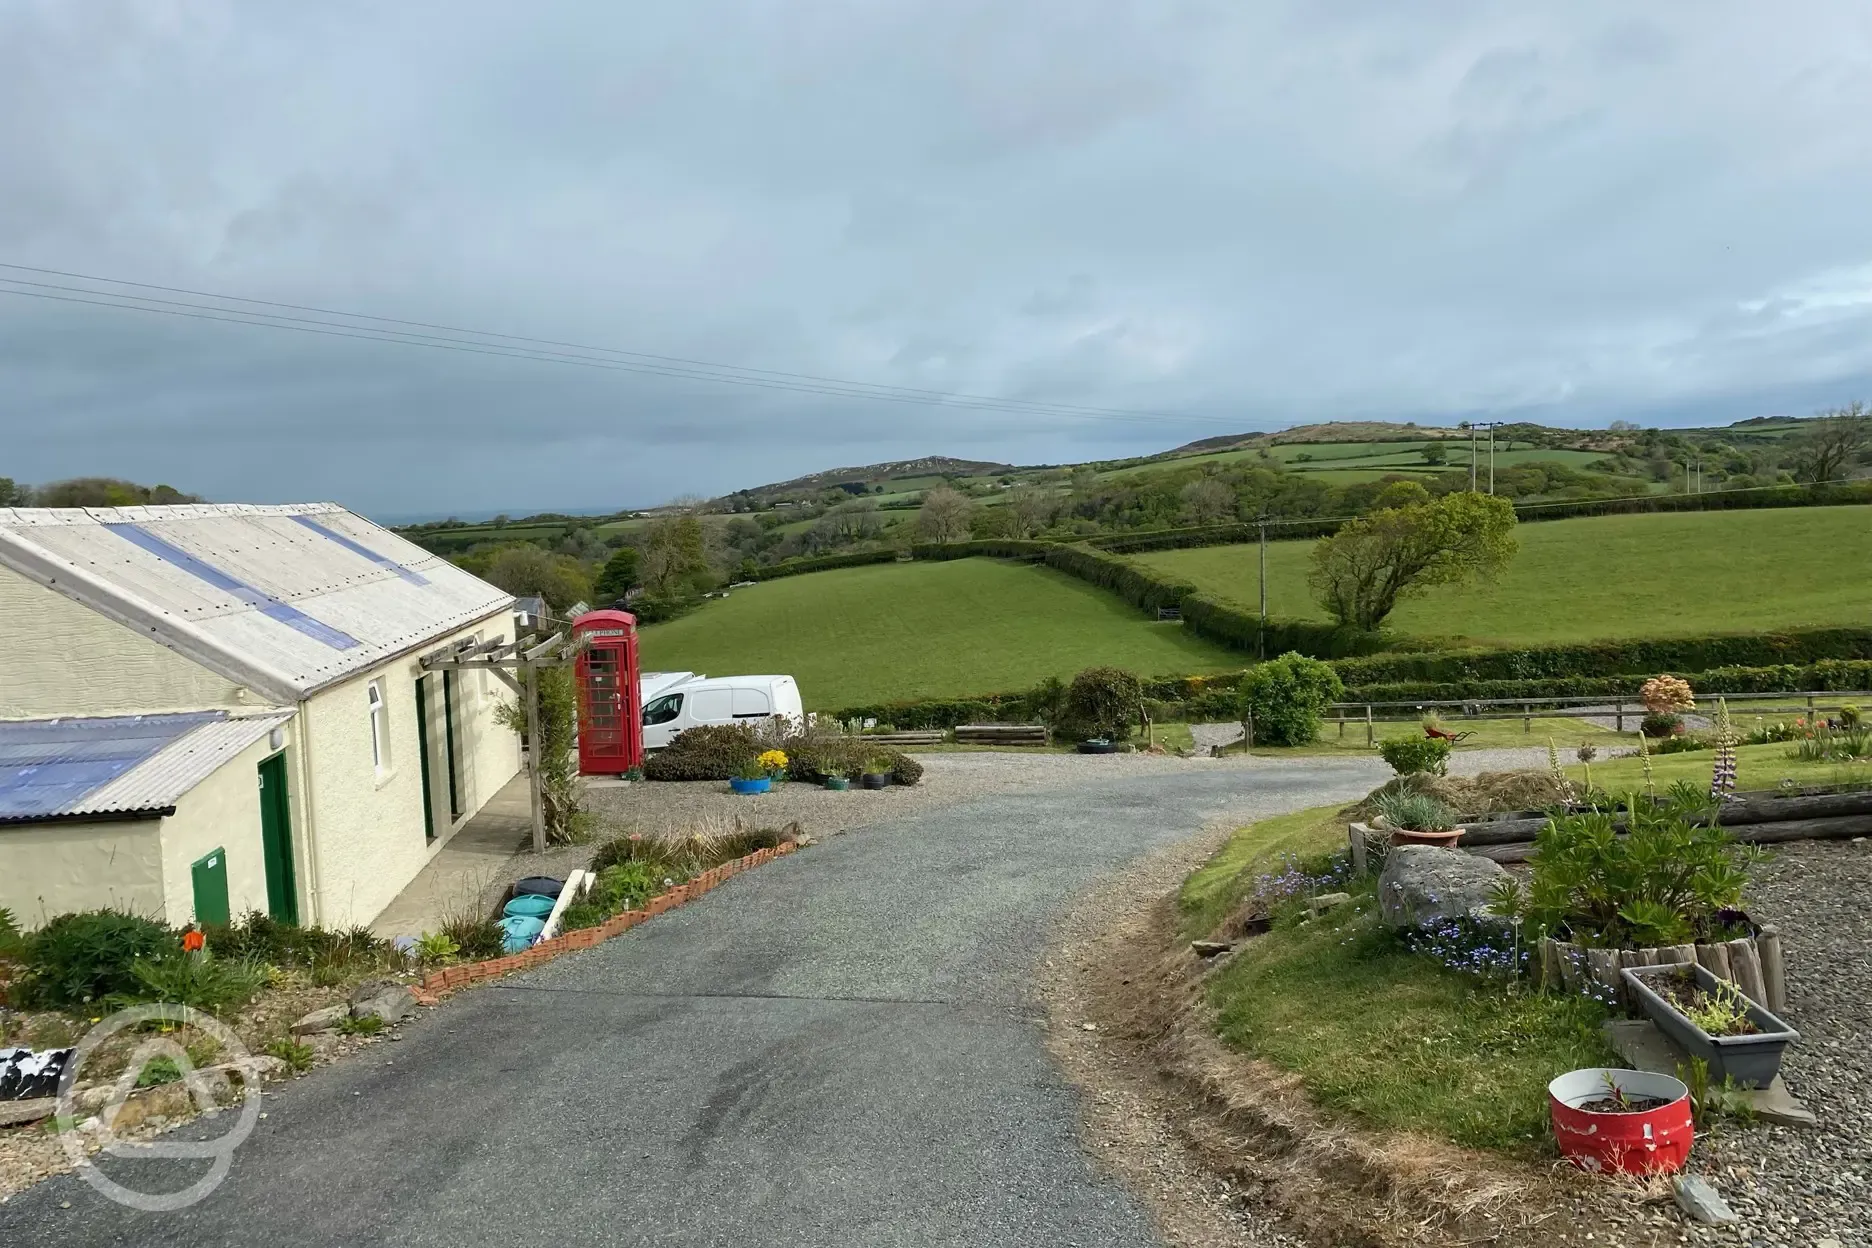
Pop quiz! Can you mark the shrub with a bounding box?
[587,861,664,914]
[1240,652,1344,746]
[1640,712,1682,739]
[13,910,176,1008]
[1058,666,1145,741]
[1840,704,1863,728]
[1490,790,1752,948]
[265,1037,316,1073]
[122,952,267,1013]
[1372,789,1458,832]
[439,913,504,962]
[202,911,390,972]
[1640,675,1695,714]
[642,722,762,781]
[1378,736,1452,776]
[0,908,23,963]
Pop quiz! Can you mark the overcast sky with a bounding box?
[5,1,1872,518]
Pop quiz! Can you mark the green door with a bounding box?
[257,753,299,924]
[442,670,462,821]
[190,847,231,927]
[415,675,437,841]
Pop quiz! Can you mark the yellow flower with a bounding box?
[758,749,789,771]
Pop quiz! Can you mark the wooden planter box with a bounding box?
[1538,928,1787,1013]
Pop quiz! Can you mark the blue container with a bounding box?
[503,894,556,920]
[498,915,545,952]
[730,776,772,794]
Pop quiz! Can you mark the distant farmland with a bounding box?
[637,558,1238,708]
[1135,505,1872,645]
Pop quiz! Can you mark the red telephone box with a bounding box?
[573,609,643,775]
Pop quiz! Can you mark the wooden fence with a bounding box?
[1324,689,1872,745]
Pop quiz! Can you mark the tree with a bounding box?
[1179,477,1237,525]
[1005,488,1057,538]
[593,546,640,602]
[483,544,593,611]
[31,477,202,507]
[808,498,885,551]
[1421,442,1447,466]
[0,478,25,507]
[1308,492,1517,631]
[1790,401,1871,484]
[640,514,713,594]
[916,486,974,543]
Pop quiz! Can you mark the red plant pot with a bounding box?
[1549,1068,1694,1176]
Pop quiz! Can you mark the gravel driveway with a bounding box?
[1682,839,1872,1248]
[1,757,1388,1247]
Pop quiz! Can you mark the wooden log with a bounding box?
[1586,948,1623,1003]
[1758,925,1787,1014]
[1540,937,1565,989]
[1466,842,1536,864]
[1619,947,1655,971]
[1720,815,1872,844]
[1658,943,1699,970]
[1714,790,1872,825]
[1727,938,1768,1006]
[1695,942,1734,982]
[1556,940,1584,992]
[1348,822,1368,878]
[1451,817,1550,847]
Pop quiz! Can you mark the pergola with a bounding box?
[419,627,581,853]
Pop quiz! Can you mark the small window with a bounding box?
[368,678,391,773]
[689,688,734,723]
[643,693,684,725]
[732,687,772,717]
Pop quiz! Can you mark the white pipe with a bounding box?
[538,870,591,942]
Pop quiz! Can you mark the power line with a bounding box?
[0,260,1247,429]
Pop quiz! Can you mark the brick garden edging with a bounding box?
[416,841,801,999]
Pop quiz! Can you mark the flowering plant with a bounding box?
[757,749,789,780]
[1640,675,1695,715]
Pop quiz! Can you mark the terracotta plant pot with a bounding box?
[1388,827,1463,848]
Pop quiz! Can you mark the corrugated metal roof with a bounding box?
[0,712,224,821]
[0,711,294,823]
[81,711,294,817]
[0,503,513,702]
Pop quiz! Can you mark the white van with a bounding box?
[638,672,805,750]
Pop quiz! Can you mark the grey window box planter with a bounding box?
[1620,962,1800,1089]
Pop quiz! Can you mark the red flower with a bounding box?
[182,929,206,953]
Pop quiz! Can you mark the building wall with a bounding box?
[0,820,165,928]
[298,614,522,928]
[155,731,278,925]
[0,564,251,720]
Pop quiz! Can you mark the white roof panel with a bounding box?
[0,503,513,701]
[81,711,296,816]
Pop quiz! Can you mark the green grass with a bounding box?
[1567,741,1872,794]
[1178,805,1349,938]
[1209,904,1616,1154]
[1279,715,1623,756]
[1136,505,1872,644]
[637,558,1240,708]
[1184,805,1617,1155]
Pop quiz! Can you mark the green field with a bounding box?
[637,558,1239,707]
[1136,505,1872,644]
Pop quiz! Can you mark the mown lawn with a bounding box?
[1184,805,1617,1155]
[1136,504,1872,645]
[637,558,1239,708]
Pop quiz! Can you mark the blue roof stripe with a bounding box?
[0,713,223,819]
[105,524,362,651]
[289,514,429,586]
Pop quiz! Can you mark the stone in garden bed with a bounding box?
[1376,846,1510,929]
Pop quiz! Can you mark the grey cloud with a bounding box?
[3,0,1872,515]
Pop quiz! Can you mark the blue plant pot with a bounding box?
[730,776,772,795]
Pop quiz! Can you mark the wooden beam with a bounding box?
[525,666,547,854]
[523,632,570,663]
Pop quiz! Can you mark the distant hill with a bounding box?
[720,455,1014,504]
[1165,421,1468,456]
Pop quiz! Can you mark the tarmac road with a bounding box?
[1,758,1383,1247]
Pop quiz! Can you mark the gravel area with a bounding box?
[1681,838,1872,1248]
[490,749,1379,905]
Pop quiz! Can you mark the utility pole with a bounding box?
[1488,424,1496,495]
[1462,422,1477,492]
[1257,511,1268,660]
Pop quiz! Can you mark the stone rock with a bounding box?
[0,1097,55,1128]
[292,1004,348,1035]
[1307,892,1352,914]
[1377,846,1510,930]
[1672,1175,1739,1225]
[1189,940,1232,957]
[72,1084,116,1114]
[349,980,417,1025]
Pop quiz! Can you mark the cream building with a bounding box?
[0,503,521,930]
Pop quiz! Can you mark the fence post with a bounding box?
[1615,700,1623,733]
[1365,703,1374,747]
[1524,701,1532,734]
